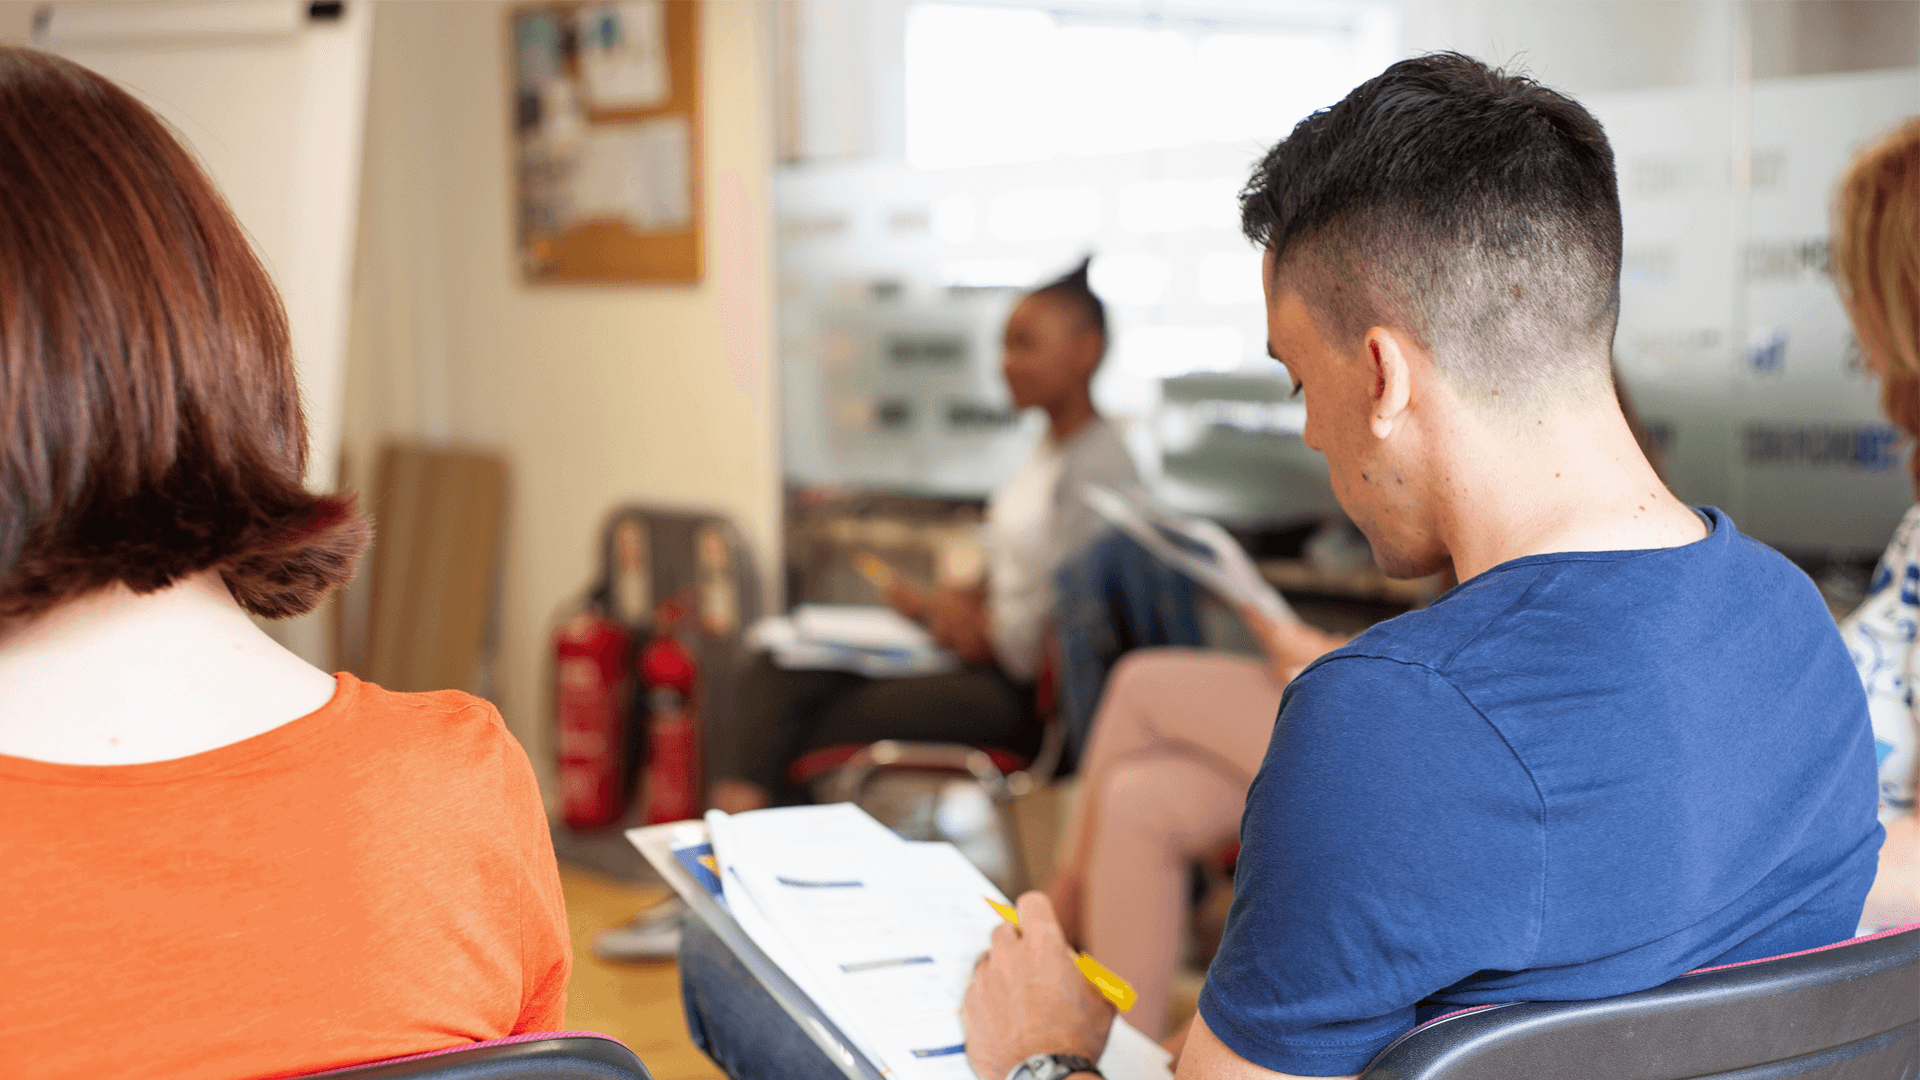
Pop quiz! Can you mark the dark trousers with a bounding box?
[710,654,1040,803]
[680,919,850,1080]
[1053,531,1203,770]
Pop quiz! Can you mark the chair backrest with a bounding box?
[1360,925,1919,1080]
[588,505,764,634]
[301,1032,651,1080]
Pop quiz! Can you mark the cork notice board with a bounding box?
[511,0,702,284]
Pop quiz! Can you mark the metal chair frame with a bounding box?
[818,738,1038,894]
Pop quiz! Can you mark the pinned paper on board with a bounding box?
[576,2,671,110]
[572,114,692,231]
[512,0,703,283]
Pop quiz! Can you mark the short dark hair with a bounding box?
[1241,52,1623,408]
[1030,256,1108,357]
[0,46,369,621]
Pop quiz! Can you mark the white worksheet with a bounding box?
[706,805,1173,1080]
[708,808,901,1075]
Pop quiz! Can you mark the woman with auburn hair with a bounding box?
[1832,116,1920,929]
[0,45,569,1079]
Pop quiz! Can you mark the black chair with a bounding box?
[1360,924,1919,1080]
[301,1032,653,1080]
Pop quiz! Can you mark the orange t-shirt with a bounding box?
[0,673,571,1080]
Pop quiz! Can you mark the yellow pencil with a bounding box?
[985,897,1138,1011]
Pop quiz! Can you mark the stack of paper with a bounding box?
[692,804,1172,1080]
[748,605,960,678]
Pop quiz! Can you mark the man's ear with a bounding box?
[1363,326,1415,440]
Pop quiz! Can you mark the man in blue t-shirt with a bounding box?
[959,53,1883,1080]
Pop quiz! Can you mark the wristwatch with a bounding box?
[1005,1053,1102,1080]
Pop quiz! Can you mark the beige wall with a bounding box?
[344,0,780,794]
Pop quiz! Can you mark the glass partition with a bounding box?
[774,0,1919,557]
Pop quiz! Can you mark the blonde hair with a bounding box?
[1833,119,1920,483]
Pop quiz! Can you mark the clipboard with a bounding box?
[628,821,883,1080]
[631,812,1172,1080]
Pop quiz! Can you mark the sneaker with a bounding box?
[592,896,688,962]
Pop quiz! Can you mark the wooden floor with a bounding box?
[559,866,724,1080]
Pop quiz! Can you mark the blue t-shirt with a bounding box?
[1197,508,1882,1077]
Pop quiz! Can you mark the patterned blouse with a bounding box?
[1837,504,1920,822]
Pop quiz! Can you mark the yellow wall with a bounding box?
[0,6,28,43]
[344,0,781,793]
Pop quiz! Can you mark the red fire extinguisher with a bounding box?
[639,594,701,823]
[555,610,631,829]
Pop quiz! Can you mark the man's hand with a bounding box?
[962,892,1114,1080]
[1238,605,1348,687]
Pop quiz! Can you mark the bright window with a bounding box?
[905,4,1383,169]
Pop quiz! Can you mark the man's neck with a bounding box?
[1431,398,1706,583]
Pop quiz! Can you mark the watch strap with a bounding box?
[1007,1053,1104,1080]
[1051,1054,1101,1078]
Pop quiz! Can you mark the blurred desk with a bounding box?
[1258,558,1446,609]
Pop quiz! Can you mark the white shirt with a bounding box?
[985,437,1065,682]
[981,418,1141,682]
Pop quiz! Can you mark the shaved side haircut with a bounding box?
[1241,52,1623,411]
